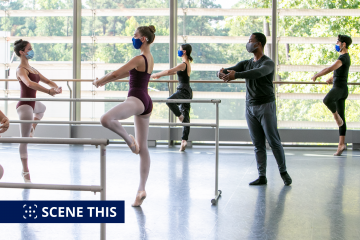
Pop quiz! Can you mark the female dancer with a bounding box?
[151,44,193,151]
[93,25,156,207]
[14,39,62,182]
[312,35,352,156]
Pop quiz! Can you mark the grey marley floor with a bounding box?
[0,144,359,240]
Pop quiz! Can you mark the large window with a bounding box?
[177,0,271,127]
[80,0,170,122]
[276,1,360,130]
[0,0,73,121]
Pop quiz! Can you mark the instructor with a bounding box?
[217,32,292,186]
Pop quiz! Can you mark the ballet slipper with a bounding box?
[178,115,184,123]
[131,191,147,207]
[179,140,187,152]
[21,171,31,183]
[129,134,140,155]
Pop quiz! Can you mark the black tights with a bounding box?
[323,86,348,136]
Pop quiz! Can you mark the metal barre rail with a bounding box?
[0,137,109,145]
[9,120,217,127]
[0,98,221,103]
[0,137,108,240]
[1,79,360,85]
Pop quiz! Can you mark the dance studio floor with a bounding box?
[0,143,359,240]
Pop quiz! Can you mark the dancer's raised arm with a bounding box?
[93,56,145,87]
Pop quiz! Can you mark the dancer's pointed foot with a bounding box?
[178,115,184,122]
[131,191,147,207]
[334,144,346,156]
[129,134,140,155]
[333,112,344,127]
[179,140,187,151]
[21,171,31,183]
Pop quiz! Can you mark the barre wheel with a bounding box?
[211,199,216,205]
[219,190,222,195]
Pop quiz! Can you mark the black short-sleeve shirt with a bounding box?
[333,53,351,87]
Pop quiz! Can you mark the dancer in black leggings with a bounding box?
[151,44,193,151]
[312,34,352,156]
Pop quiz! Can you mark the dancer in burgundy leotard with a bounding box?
[14,39,62,183]
[93,25,156,207]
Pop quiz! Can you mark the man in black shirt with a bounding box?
[217,32,292,186]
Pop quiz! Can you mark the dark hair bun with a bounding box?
[148,25,156,34]
[14,39,23,45]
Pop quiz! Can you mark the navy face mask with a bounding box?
[335,44,341,52]
[132,37,143,49]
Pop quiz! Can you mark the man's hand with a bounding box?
[217,68,226,79]
[222,70,236,82]
[0,117,9,133]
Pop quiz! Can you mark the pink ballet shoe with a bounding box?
[178,115,184,122]
[129,134,140,155]
[30,126,35,138]
[131,191,147,207]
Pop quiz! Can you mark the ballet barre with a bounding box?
[0,98,222,205]
[0,137,108,240]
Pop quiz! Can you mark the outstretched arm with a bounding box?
[222,60,274,82]
[37,71,62,94]
[312,60,342,82]
[217,60,247,79]
[17,68,59,96]
[151,63,186,79]
[93,56,143,87]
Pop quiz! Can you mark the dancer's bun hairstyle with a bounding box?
[14,39,30,57]
[137,25,156,44]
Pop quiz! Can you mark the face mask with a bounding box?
[26,50,34,59]
[178,50,184,57]
[335,44,341,52]
[132,37,143,49]
[246,42,259,53]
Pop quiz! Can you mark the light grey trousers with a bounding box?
[245,101,287,176]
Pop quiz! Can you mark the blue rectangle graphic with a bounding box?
[0,201,125,223]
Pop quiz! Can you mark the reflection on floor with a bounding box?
[0,144,359,240]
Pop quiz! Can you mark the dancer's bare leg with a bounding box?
[334,136,346,156]
[333,111,344,127]
[17,105,33,181]
[100,97,145,151]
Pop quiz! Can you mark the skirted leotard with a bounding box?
[128,55,153,115]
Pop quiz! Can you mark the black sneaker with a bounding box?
[281,172,292,186]
[249,176,267,185]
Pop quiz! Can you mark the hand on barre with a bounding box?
[326,77,333,85]
[311,74,318,82]
[151,74,160,80]
[55,86,62,94]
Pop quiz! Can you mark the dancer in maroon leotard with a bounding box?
[93,25,156,207]
[14,39,62,183]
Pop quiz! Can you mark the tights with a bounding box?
[17,102,46,159]
[100,97,151,191]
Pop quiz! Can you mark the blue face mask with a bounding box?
[178,50,184,57]
[132,37,143,49]
[26,50,34,59]
[335,44,341,52]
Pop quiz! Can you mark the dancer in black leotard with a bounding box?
[151,44,193,151]
[312,35,352,156]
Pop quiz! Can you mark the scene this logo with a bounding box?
[0,201,124,223]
